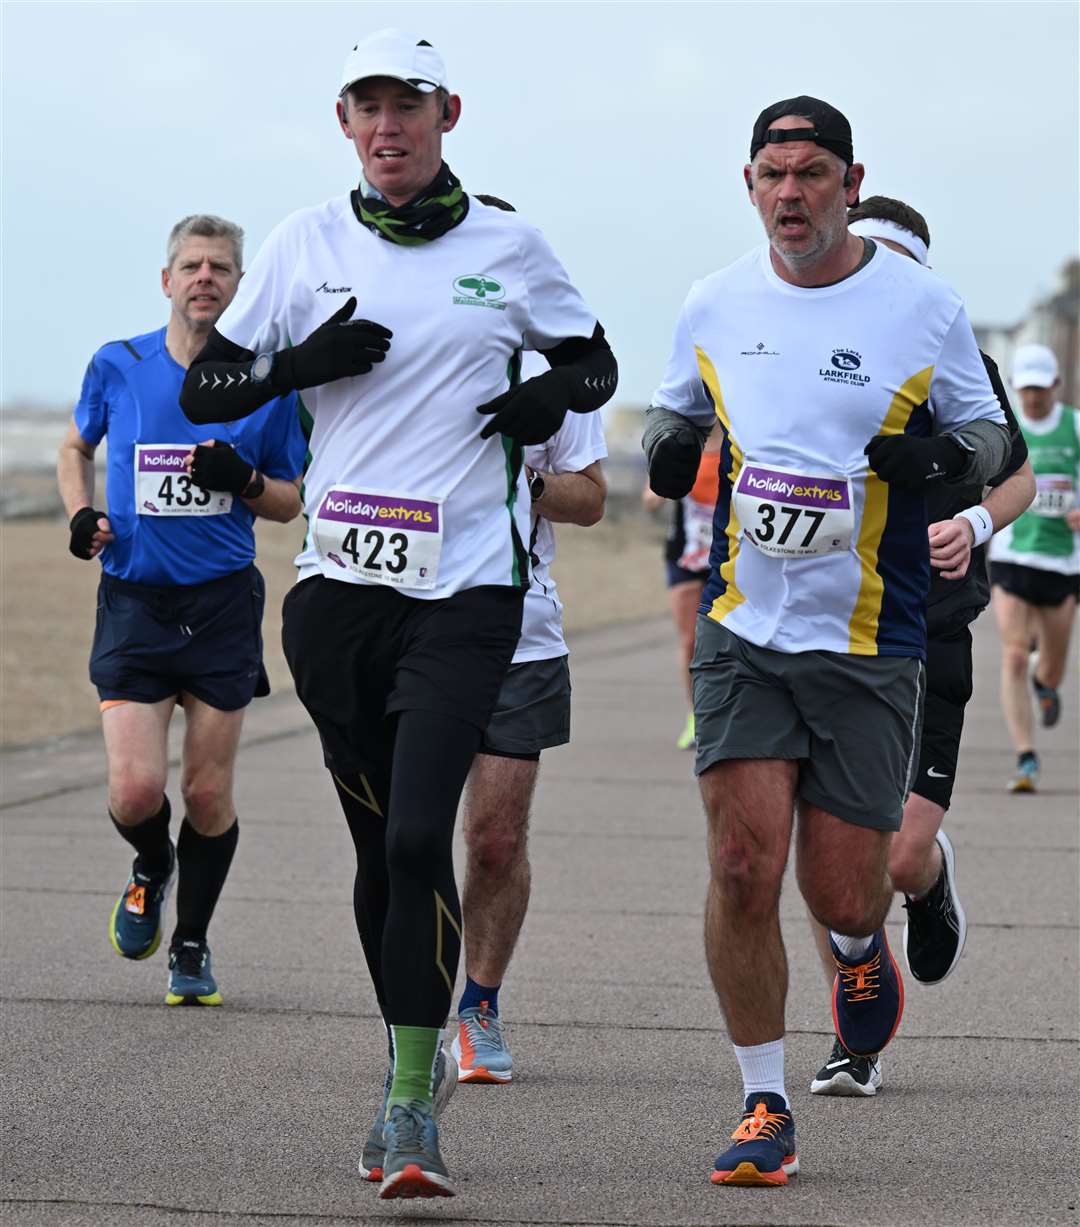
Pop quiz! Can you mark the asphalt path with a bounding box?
[2,616,1077,1226]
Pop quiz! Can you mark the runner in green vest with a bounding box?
[989,343,1080,792]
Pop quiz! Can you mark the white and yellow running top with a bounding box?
[652,242,1004,658]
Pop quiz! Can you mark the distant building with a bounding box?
[975,258,1080,405]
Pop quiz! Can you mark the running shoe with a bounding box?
[165,939,222,1006]
[711,1093,798,1187]
[1008,751,1039,794]
[676,711,696,751]
[902,829,967,984]
[830,928,904,1057]
[378,1102,454,1199]
[1032,677,1061,728]
[359,1046,457,1182]
[809,1035,882,1096]
[452,1001,512,1083]
[108,844,176,960]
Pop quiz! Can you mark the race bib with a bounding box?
[678,495,714,572]
[313,487,443,590]
[733,463,854,559]
[1030,474,1076,518]
[135,446,232,516]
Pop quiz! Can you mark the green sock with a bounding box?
[387,1025,440,1111]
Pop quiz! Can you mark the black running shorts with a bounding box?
[990,562,1080,608]
[479,655,572,760]
[910,628,973,811]
[281,577,524,775]
[89,566,270,710]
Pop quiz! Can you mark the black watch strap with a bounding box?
[242,471,266,500]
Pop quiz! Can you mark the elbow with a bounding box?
[579,489,606,527]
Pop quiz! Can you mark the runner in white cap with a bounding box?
[179,27,617,1200]
[989,343,1079,792]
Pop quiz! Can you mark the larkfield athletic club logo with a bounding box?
[452,274,508,311]
[740,340,779,356]
[821,347,870,386]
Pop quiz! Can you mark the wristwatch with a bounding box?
[528,470,546,502]
[250,353,274,384]
[242,471,266,500]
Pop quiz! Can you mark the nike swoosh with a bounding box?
[825,1059,852,1070]
[926,767,951,778]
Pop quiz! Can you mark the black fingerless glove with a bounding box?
[273,296,392,392]
[476,368,572,445]
[648,428,703,499]
[189,441,255,495]
[864,434,968,491]
[69,506,106,560]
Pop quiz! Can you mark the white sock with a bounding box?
[831,931,873,961]
[732,1039,787,1107]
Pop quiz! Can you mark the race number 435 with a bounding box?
[314,487,443,590]
[135,446,232,516]
[733,463,854,559]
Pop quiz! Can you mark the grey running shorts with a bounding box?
[479,655,572,761]
[690,616,924,832]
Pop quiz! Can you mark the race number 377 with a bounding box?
[134,446,232,516]
[733,463,854,559]
[314,487,443,590]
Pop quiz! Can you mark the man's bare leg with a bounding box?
[1033,595,1077,690]
[992,587,1037,755]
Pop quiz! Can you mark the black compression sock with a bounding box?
[111,796,172,875]
[172,818,239,944]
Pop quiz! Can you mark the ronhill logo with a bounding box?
[315,282,352,293]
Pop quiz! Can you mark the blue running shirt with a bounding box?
[75,327,305,585]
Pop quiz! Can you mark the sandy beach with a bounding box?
[0,505,669,747]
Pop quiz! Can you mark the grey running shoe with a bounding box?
[452,1002,512,1083]
[358,1045,457,1182]
[902,829,967,984]
[810,1035,882,1096]
[378,1102,454,1200]
[1032,676,1061,728]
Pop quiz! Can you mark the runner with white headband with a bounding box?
[806,194,1035,1098]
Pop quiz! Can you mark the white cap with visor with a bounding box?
[1010,343,1059,390]
[340,28,448,96]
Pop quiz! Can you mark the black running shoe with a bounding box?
[902,830,967,984]
[810,1035,882,1096]
[1032,676,1061,728]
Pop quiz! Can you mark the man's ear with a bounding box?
[161,266,172,300]
[337,97,352,138]
[743,163,754,197]
[441,93,462,133]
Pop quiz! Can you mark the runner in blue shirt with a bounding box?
[56,214,305,1007]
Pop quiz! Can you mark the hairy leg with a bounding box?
[992,587,1037,754]
[888,791,945,898]
[701,759,795,1045]
[796,802,893,937]
[461,753,538,988]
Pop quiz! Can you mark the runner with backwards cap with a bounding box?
[179,29,617,1200]
[806,196,1034,1097]
[644,97,1010,1186]
[989,343,1080,792]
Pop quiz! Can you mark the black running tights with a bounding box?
[331,709,481,1031]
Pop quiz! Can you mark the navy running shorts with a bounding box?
[90,565,270,711]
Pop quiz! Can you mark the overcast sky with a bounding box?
[2,0,1077,408]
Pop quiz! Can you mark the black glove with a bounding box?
[69,506,107,560]
[476,369,571,444]
[273,297,392,392]
[189,441,255,495]
[864,434,968,490]
[648,428,702,499]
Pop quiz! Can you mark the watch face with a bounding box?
[252,353,273,383]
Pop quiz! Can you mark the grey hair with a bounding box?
[166,214,244,270]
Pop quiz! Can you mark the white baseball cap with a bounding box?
[340,28,448,97]
[1011,343,1059,390]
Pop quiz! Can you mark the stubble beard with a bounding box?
[767,195,849,274]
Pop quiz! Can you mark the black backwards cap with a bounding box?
[750,96,854,166]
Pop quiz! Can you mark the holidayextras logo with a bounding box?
[137,448,188,471]
[452,274,507,311]
[738,465,850,510]
[319,490,440,531]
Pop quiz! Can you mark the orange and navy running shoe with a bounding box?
[711,1094,798,1187]
[830,927,905,1057]
[108,845,176,960]
[451,1001,512,1083]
